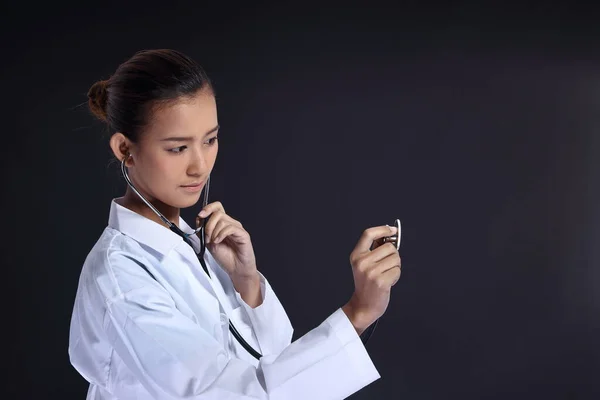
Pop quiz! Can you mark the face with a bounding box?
[122,90,219,209]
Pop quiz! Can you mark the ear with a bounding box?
[109,133,134,167]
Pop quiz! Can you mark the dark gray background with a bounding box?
[2,2,599,398]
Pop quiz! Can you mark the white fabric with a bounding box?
[68,199,380,399]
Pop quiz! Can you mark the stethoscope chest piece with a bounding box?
[383,218,401,251]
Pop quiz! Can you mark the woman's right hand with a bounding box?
[342,225,402,335]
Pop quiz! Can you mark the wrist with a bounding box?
[341,300,370,336]
[232,271,262,308]
[231,268,259,285]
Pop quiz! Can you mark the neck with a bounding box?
[117,186,180,229]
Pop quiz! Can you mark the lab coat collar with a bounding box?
[107,198,202,256]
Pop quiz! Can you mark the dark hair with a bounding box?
[87,49,213,142]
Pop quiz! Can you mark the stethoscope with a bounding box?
[120,154,401,359]
[121,154,263,360]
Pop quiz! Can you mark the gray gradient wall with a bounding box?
[2,3,599,399]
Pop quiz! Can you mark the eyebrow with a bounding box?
[160,125,220,142]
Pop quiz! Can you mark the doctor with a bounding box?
[69,49,402,400]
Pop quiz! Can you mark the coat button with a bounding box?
[220,313,228,325]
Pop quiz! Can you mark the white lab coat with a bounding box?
[68,199,380,399]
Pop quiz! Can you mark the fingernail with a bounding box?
[199,210,207,217]
[389,226,397,233]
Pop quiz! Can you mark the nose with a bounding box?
[187,147,207,176]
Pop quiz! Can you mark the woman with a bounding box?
[68,49,402,400]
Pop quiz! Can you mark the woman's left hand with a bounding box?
[196,202,257,281]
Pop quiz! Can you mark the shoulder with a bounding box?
[78,227,163,303]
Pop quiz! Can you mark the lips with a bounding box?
[181,181,203,187]
[180,181,204,193]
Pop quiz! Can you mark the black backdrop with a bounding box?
[2,2,599,399]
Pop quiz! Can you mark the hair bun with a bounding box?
[87,80,109,122]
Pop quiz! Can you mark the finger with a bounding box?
[375,266,402,291]
[204,210,225,243]
[195,213,211,229]
[371,252,401,276]
[198,209,241,230]
[209,219,229,243]
[205,213,243,242]
[210,214,243,241]
[370,225,393,250]
[198,201,225,219]
[213,225,248,244]
[355,225,398,254]
[378,265,402,289]
[365,242,399,264]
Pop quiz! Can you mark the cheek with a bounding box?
[139,152,179,185]
[209,146,219,166]
[155,155,184,181]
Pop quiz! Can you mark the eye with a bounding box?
[206,136,219,146]
[168,145,187,153]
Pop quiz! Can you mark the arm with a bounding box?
[105,283,379,400]
[231,271,294,357]
[232,272,262,308]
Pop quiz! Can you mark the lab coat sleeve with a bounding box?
[233,271,294,357]
[105,285,381,400]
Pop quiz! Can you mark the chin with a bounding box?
[172,194,202,209]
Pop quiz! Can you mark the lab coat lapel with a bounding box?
[173,219,233,314]
[108,199,226,324]
[173,242,237,330]
[173,241,220,300]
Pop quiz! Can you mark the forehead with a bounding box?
[145,91,218,139]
